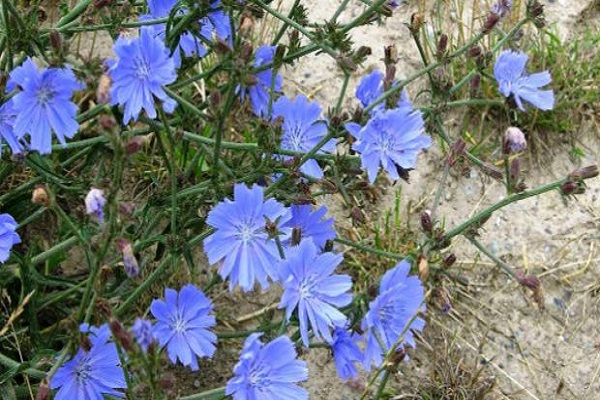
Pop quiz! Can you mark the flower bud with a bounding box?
[125,134,153,155]
[469,46,482,58]
[32,184,50,207]
[442,253,456,267]
[239,12,254,37]
[85,188,106,223]
[350,206,366,226]
[569,165,598,181]
[214,37,231,55]
[560,180,585,195]
[109,318,134,352]
[240,42,254,64]
[336,55,357,72]
[418,255,429,281]
[384,44,398,65]
[49,30,62,52]
[482,13,500,34]
[436,34,448,60]
[96,74,111,104]
[420,210,432,233]
[409,13,424,34]
[469,73,481,98]
[117,239,139,277]
[36,379,50,400]
[94,0,113,8]
[503,127,527,154]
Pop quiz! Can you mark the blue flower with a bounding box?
[345,107,431,184]
[7,58,82,155]
[356,69,413,114]
[50,325,126,399]
[491,0,512,17]
[132,318,154,353]
[226,333,309,400]
[0,213,21,264]
[281,204,336,249]
[151,284,217,371]
[331,327,363,381]
[494,50,554,111]
[204,183,291,292]
[238,45,283,117]
[84,188,106,223]
[279,239,352,346]
[272,95,335,179]
[142,0,232,68]
[108,28,177,124]
[362,259,425,371]
[0,100,23,154]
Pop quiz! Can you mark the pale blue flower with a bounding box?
[238,45,283,117]
[7,58,82,154]
[279,239,352,346]
[0,213,21,264]
[356,69,413,114]
[85,188,106,223]
[331,327,363,381]
[204,183,291,292]
[362,259,426,371]
[51,324,126,399]
[281,204,336,249]
[226,333,309,400]
[108,28,177,124]
[345,107,431,184]
[151,284,217,371]
[132,318,154,353]
[494,50,554,111]
[272,95,335,179]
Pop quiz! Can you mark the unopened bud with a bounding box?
[96,74,111,104]
[350,206,366,226]
[503,127,527,154]
[109,318,134,352]
[410,14,424,34]
[483,13,500,34]
[119,202,135,216]
[469,73,481,97]
[49,30,62,52]
[158,372,177,390]
[481,163,503,180]
[94,0,113,8]
[96,298,112,318]
[100,264,113,284]
[117,239,139,277]
[32,184,50,207]
[240,42,254,64]
[560,180,585,195]
[528,1,544,17]
[442,253,456,267]
[384,44,398,65]
[569,165,598,181]
[125,134,153,155]
[469,46,482,58]
[420,210,432,233]
[336,55,357,72]
[36,379,50,400]
[99,114,116,130]
[239,12,254,37]
[436,34,448,59]
[356,46,372,60]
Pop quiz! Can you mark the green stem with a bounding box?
[178,386,226,400]
[466,235,516,278]
[56,0,93,28]
[334,237,403,260]
[0,353,46,379]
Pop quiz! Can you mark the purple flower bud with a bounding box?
[117,239,139,277]
[503,127,527,154]
[85,188,106,223]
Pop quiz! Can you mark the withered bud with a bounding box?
[442,253,456,268]
[32,185,50,207]
[245,74,259,86]
[214,37,231,55]
[380,4,394,17]
[533,17,546,29]
[158,372,177,390]
[49,30,62,52]
[469,73,481,97]
[528,1,545,18]
[420,210,432,233]
[469,45,482,58]
[436,34,448,59]
[117,239,139,277]
[336,55,357,72]
[99,114,116,130]
[350,206,366,226]
[448,138,466,166]
[36,379,50,400]
[239,12,254,37]
[96,74,112,104]
[80,335,92,352]
[560,180,585,195]
[240,42,254,64]
[274,45,286,66]
[384,44,398,64]
[294,194,315,205]
[355,46,372,60]
[418,255,429,281]
[383,65,396,91]
[94,0,113,8]
[100,264,113,284]
[389,346,407,365]
[96,298,112,318]
[410,14,424,34]
[569,165,598,181]
[126,134,153,154]
[434,287,452,313]
[319,178,338,193]
[291,227,302,246]
[264,216,279,238]
[483,13,500,34]
[109,318,134,352]
[510,158,520,182]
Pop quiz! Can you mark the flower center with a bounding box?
[298,276,315,299]
[236,222,256,244]
[172,312,187,333]
[36,83,55,106]
[248,366,270,388]
[74,356,92,383]
[134,59,151,80]
[289,126,305,150]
